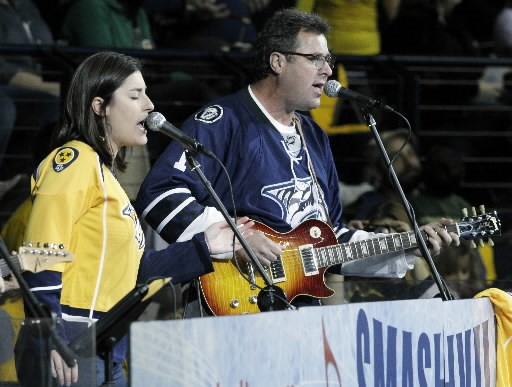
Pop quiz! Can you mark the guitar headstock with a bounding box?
[459,206,501,247]
[17,246,75,273]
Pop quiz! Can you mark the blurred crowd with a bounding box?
[2,0,512,299]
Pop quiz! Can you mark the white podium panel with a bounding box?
[129,298,495,387]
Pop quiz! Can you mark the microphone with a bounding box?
[145,112,215,158]
[323,80,394,112]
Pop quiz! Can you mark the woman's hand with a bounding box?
[204,216,255,254]
[50,349,78,386]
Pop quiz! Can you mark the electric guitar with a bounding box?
[199,210,501,316]
[1,246,75,278]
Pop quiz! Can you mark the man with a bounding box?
[135,8,458,314]
[351,128,423,220]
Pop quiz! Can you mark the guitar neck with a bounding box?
[314,224,459,268]
[0,256,21,278]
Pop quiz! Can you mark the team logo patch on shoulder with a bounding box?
[53,147,79,172]
[194,105,223,123]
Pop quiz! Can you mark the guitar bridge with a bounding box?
[246,263,257,290]
[299,244,319,276]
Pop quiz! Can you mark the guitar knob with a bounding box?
[248,295,258,304]
[229,299,240,309]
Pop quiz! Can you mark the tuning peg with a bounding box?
[470,240,477,248]
[479,204,486,214]
[479,239,485,247]
[471,207,477,216]
[462,208,468,217]
[488,238,494,247]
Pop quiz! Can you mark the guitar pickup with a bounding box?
[299,244,319,276]
[269,255,286,283]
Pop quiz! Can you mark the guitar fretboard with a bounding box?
[0,256,20,278]
[315,224,459,268]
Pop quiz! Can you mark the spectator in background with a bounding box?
[430,240,486,299]
[409,144,491,287]
[349,128,422,221]
[144,0,257,52]
[296,0,401,56]
[0,0,60,205]
[246,0,296,32]
[0,90,20,200]
[409,145,470,224]
[494,0,512,57]
[449,0,506,56]
[60,0,154,49]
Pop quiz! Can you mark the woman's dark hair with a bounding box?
[52,51,143,171]
[252,8,330,82]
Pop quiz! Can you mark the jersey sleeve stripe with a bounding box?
[29,284,63,292]
[156,196,196,234]
[141,187,192,218]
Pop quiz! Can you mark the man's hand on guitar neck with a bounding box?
[235,231,285,267]
[419,218,460,257]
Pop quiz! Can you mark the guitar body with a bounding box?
[199,220,339,316]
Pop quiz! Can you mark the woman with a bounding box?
[15,51,253,386]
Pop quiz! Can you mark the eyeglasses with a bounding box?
[279,51,335,70]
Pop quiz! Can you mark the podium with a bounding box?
[0,289,95,387]
[129,297,497,386]
[0,278,170,386]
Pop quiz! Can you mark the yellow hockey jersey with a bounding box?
[24,140,145,317]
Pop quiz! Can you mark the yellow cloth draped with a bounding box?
[475,288,512,386]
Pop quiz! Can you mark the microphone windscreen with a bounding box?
[324,80,342,98]
[145,112,166,132]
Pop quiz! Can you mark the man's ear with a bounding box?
[91,97,105,116]
[270,52,284,74]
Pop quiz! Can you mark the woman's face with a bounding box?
[103,70,154,154]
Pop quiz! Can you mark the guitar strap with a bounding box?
[293,114,333,228]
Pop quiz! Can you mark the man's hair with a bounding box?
[53,51,143,172]
[252,8,330,82]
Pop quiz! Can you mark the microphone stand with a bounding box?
[185,151,289,312]
[363,111,454,301]
[0,238,78,368]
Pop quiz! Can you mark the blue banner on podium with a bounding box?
[129,298,495,386]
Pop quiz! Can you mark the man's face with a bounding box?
[279,30,333,112]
